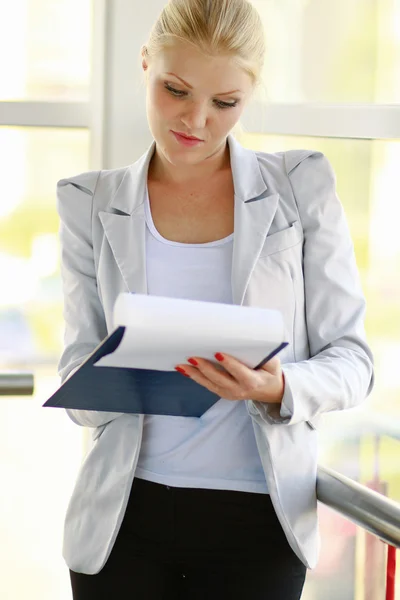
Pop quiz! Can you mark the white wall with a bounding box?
[102,0,166,168]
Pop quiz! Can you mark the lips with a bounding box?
[172,131,202,141]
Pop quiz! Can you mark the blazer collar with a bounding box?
[228,134,268,202]
[109,142,155,215]
[100,134,278,305]
[109,134,268,214]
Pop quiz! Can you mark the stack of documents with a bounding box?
[43,294,288,417]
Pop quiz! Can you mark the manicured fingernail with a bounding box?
[188,358,198,366]
[175,366,190,377]
[215,353,224,362]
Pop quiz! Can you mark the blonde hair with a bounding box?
[144,0,266,85]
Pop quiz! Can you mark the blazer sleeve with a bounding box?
[251,152,374,426]
[57,172,124,428]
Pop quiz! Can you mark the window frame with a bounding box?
[0,0,107,169]
[242,102,400,140]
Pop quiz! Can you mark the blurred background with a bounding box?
[0,1,399,598]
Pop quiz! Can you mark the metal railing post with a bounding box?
[0,373,34,396]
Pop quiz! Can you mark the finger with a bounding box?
[213,352,259,388]
[176,364,227,397]
[191,357,237,387]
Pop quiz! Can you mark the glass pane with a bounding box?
[304,513,390,600]
[0,127,89,366]
[251,0,400,104]
[237,131,400,599]
[0,126,89,599]
[0,371,84,600]
[0,0,92,101]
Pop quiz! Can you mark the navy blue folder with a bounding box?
[43,327,288,417]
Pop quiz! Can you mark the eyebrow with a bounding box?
[166,72,242,95]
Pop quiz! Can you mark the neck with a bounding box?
[148,138,230,186]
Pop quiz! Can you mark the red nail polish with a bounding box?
[215,353,224,362]
[188,358,198,366]
[175,367,190,377]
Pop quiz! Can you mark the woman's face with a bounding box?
[143,41,254,169]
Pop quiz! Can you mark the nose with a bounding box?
[180,100,207,131]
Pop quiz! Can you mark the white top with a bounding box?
[135,189,268,494]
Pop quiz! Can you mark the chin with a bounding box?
[164,142,208,164]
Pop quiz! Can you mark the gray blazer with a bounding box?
[57,134,373,574]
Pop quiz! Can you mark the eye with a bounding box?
[164,83,186,97]
[214,99,238,110]
[164,82,238,109]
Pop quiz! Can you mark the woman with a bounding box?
[58,0,374,598]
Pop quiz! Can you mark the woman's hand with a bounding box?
[175,353,284,405]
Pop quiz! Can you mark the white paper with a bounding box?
[94,293,287,371]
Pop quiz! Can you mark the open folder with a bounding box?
[43,294,288,418]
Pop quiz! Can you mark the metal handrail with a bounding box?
[317,465,400,547]
[0,373,34,396]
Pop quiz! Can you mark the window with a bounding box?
[252,0,400,104]
[0,2,93,599]
[0,0,92,101]
[0,127,89,366]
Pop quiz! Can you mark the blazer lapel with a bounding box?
[228,135,279,305]
[98,141,156,294]
[99,209,147,294]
